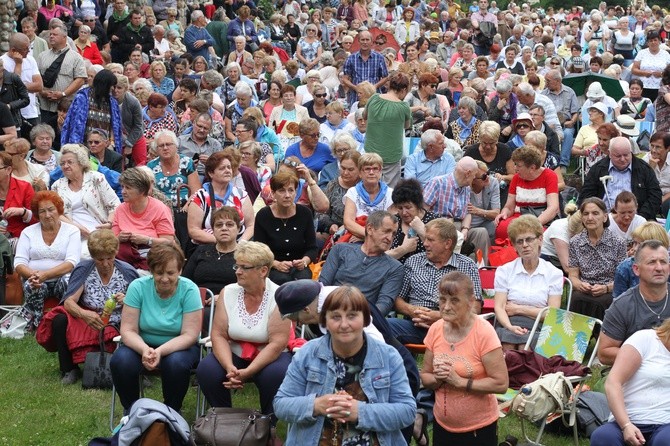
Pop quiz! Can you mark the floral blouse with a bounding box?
[148,154,196,207]
[297,38,321,68]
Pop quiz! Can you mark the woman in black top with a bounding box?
[284,14,302,56]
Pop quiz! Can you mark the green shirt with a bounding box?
[363,93,411,163]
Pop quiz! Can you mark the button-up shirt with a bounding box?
[606,162,632,210]
[472,11,498,25]
[423,172,470,219]
[642,153,670,195]
[404,149,456,188]
[178,133,222,175]
[517,93,563,140]
[541,84,579,123]
[342,50,388,105]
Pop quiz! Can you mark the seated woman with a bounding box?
[505,113,533,150]
[613,222,670,298]
[318,132,358,189]
[28,124,61,173]
[540,202,582,272]
[284,118,337,174]
[110,243,202,413]
[590,318,670,446]
[617,79,652,120]
[405,73,443,136]
[525,130,565,191]
[584,123,619,175]
[494,146,560,240]
[274,285,416,445]
[608,191,647,242]
[7,137,49,192]
[238,141,272,190]
[50,144,120,258]
[13,191,81,332]
[187,150,255,246]
[317,150,360,237]
[569,198,627,321]
[111,168,175,271]
[318,101,356,147]
[343,153,395,240]
[445,96,482,148]
[268,84,309,139]
[196,241,292,421]
[420,272,508,446]
[142,93,179,146]
[387,178,438,262]
[255,171,318,285]
[40,229,139,384]
[0,152,35,250]
[494,215,564,351]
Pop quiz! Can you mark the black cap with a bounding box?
[275,280,321,318]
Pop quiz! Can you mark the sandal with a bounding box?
[412,408,428,446]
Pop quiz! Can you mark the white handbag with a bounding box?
[0,309,28,339]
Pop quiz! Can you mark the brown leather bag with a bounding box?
[138,421,171,446]
[3,272,23,306]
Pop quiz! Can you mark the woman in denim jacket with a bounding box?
[273,286,416,445]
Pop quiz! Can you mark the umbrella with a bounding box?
[350,28,400,53]
[562,72,626,101]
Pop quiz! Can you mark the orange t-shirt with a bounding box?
[112,196,175,238]
[423,317,502,433]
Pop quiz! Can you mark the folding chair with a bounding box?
[504,307,602,446]
[478,266,496,315]
[109,287,215,431]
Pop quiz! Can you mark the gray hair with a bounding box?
[354,108,366,121]
[167,29,179,39]
[233,81,253,97]
[496,79,513,93]
[153,129,179,147]
[132,78,152,92]
[30,123,55,142]
[79,24,91,33]
[201,69,224,88]
[61,144,91,172]
[545,69,563,81]
[525,130,547,150]
[320,51,335,66]
[330,133,358,155]
[517,82,535,96]
[191,10,204,21]
[479,120,501,140]
[234,35,246,44]
[226,62,242,75]
[152,24,165,35]
[457,96,477,115]
[421,129,443,148]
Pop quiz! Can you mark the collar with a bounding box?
[510,257,549,277]
[608,161,632,173]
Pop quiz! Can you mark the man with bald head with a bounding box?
[423,156,479,239]
[1,32,42,138]
[580,136,661,219]
[341,30,389,106]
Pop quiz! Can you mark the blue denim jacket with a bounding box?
[273,334,416,445]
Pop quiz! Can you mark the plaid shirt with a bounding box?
[423,173,470,219]
[399,252,483,310]
[342,50,388,105]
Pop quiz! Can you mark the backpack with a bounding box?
[510,372,573,423]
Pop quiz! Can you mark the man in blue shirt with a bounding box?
[404,129,455,188]
[183,10,215,62]
[341,30,388,106]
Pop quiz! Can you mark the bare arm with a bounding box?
[210,289,235,370]
[241,309,291,378]
[538,192,559,225]
[597,332,624,366]
[187,172,203,201]
[0,126,17,144]
[343,197,366,239]
[553,238,570,272]
[186,201,216,244]
[306,181,330,213]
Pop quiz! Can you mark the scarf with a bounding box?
[355,180,388,208]
[112,9,129,22]
[208,182,233,207]
[456,115,476,142]
[352,128,365,144]
[126,21,144,33]
[324,120,347,132]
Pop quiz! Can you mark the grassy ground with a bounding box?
[0,336,597,446]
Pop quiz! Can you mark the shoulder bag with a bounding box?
[192,407,271,446]
[81,326,113,389]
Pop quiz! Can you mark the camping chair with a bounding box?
[109,287,215,431]
[502,306,602,446]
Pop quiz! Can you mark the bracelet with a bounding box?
[21,208,26,217]
[462,226,470,231]
[466,378,473,392]
[621,422,632,431]
[308,182,316,187]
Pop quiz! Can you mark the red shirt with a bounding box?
[6,176,35,238]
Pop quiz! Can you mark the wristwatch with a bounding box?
[147,237,153,247]
[61,91,66,98]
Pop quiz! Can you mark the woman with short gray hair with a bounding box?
[446,96,482,147]
[28,124,61,173]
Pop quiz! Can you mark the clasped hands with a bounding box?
[142,347,161,371]
[314,390,359,423]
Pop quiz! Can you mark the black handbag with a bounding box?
[81,327,114,389]
[192,408,271,446]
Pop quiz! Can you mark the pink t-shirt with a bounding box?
[112,196,175,238]
[424,316,502,433]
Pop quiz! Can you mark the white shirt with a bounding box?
[540,217,569,259]
[607,213,646,241]
[13,222,81,276]
[154,38,171,55]
[634,48,670,90]
[642,152,670,195]
[494,257,564,308]
[0,53,40,119]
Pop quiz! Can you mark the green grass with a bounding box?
[0,336,597,445]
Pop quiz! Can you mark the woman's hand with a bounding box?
[508,325,529,336]
[623,423,645,446]
[81,309,105,331]
[591,283,609,297]
[113,292,125,306]
[576,280,593,294]
[96,222,112,230]
[2,207,26,219]
[292,258,308,271]
[501,125,512,136]
[295,163,311,180]
[273,260,293,273]
[314,391,357,422]
[118,231,132,243]
[142,347,161,371]
[128,233,152,246]
[28,270,48,288]
[398,235,418,256]
[224,366,248,389]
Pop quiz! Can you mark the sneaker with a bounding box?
[61,369,80,385]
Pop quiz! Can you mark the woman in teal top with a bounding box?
[110,243,202,413]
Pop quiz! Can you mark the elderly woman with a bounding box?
[452,44,476,77]
[258,155,329,213]
[572,102,607,159]
[234,117,275,172]
[7,137,49,191]
[13,191,81,333]
[110,243,202,413]
[113,74,147,167]
[388,178,438,262]
[275,285,416,444]
[296,24,322,71]
[147,130,201,208]
[50,144,120,256]
[343,153,394,239]
[227,36,253,72]
[633,31,670,101]
[494,215,563,351]
[142,92,178,143]
[269,84,310,140]
[111,167,176,270]
[318,133,358,188]
[303,82,329,124]
[446,97,482,147]
[255,171,318,284]
[196,241,292,421]
[284,118,336,174]
[124,62,141,90]
[0,151,35,249]
[40,229,139,384]
[224,82,256,142]
[487,79,518,139]
[159,7,183,37]
[166,30,186,58]
[591,317,670,446]
[494,146,560,239]
[75,25,103,65]
[28,124,61,173]
[421,272,508,445]
[463,121,514,184]
[187,149,254,245]
[505,113,533,150]
[148,61,174,97]
[296,70,323,105]
[317,150,360,236]
[405,73,443,135]
[583,122,620,175]
[239,141,271,190]
[569,197,627,321]
[319,102,355,147]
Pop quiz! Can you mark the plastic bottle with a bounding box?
[520,386,531,395]
[101,295,116,325]
[0,219,8,232]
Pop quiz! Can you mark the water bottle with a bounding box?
[408,228,417,238]
[0,219,7,232]
[520,386,531,395]
[101,295,116,325]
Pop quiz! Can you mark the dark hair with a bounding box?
[179,77,198,93]
[280,84,296,97]
[147,92,168,107]
[571,44,582,51]
[628,78,643,90]
[614,190,638,209]
[91,70,117,107]
[269,80,283,93]
[318,285,371,327]
[212,205,242,229]
[590,56,603,67]
[31,190,65,216]
[130,8,143,17]
[579,197,610,228]
[270,170,299,191]
[392,178,424,208]
[596,122,620,139]
[237,117,258,137]
[206,148,240,175]
[416,36,428,50]
[651,132,670,149]
[635,239,668,264]
[147,243,186,272]
[389,72,410,93]
[662,65,670,87]
[438,271,475,302]
[646,30,661,42]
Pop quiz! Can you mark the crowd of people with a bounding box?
[2,0,670,443]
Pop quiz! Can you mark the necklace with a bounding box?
[639,288,669,320]
[215,245,232,261]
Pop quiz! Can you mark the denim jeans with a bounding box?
[591,422,670,446]
[387,317,428,345]
[560,126,576,167]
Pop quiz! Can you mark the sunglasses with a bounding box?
[374,41,384,45]
[430,84,438,88]
[516,123,530,129]
[476,172,489,181]
[314,93,327,98]
[284,159,300,168]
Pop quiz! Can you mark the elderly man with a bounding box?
[183,10,215,62]
[152,25,172,60]
[178,113,222,177]
[0,33,38,135]
[388,218,483,344]
[341,30,389,107]
[423,156,479,239]
[516,82,563,141]
[404,129,456,188]
[37,24,86,128]
[597,240,670,366]
[319,210,404,316]
[528,104,560,155]
[468,160,500,265]
[435,31,457,69]
[541,69,579,170]
[505,24,528,48]
[579,136,661,220]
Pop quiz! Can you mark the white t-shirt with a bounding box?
[607,213,646,242]
[0,53,40,119]
[13,222,81,275]
[613,329,670,424]
[634,49,670,90]
[541,217,569,259]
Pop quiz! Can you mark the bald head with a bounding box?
[454,156,478,187]
[9,33,30,50]
[609,136,632,171]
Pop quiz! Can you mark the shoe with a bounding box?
[412,408,428,446]
[61,369,80,385]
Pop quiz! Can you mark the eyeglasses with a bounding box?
[304,133,320,138]
[430,84,438,88]
[87,140,103,145]
[334,148,349,155]
[233,264,258,271]
[374,41,384,45]
[60,160,76,166]
[240,151,253,157]
[550,61,561,65]
[156,142,176,148]
[476,172,488,181]
[235,128,251,134]
[314,93,327,98]
[83,18,95,22]
[514,236,538,246]
[284,159,300,168]
[515,123,530,129]
[363,166,381,173]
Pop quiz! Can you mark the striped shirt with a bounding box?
[423,173,470,219]
[37,47,87,113]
